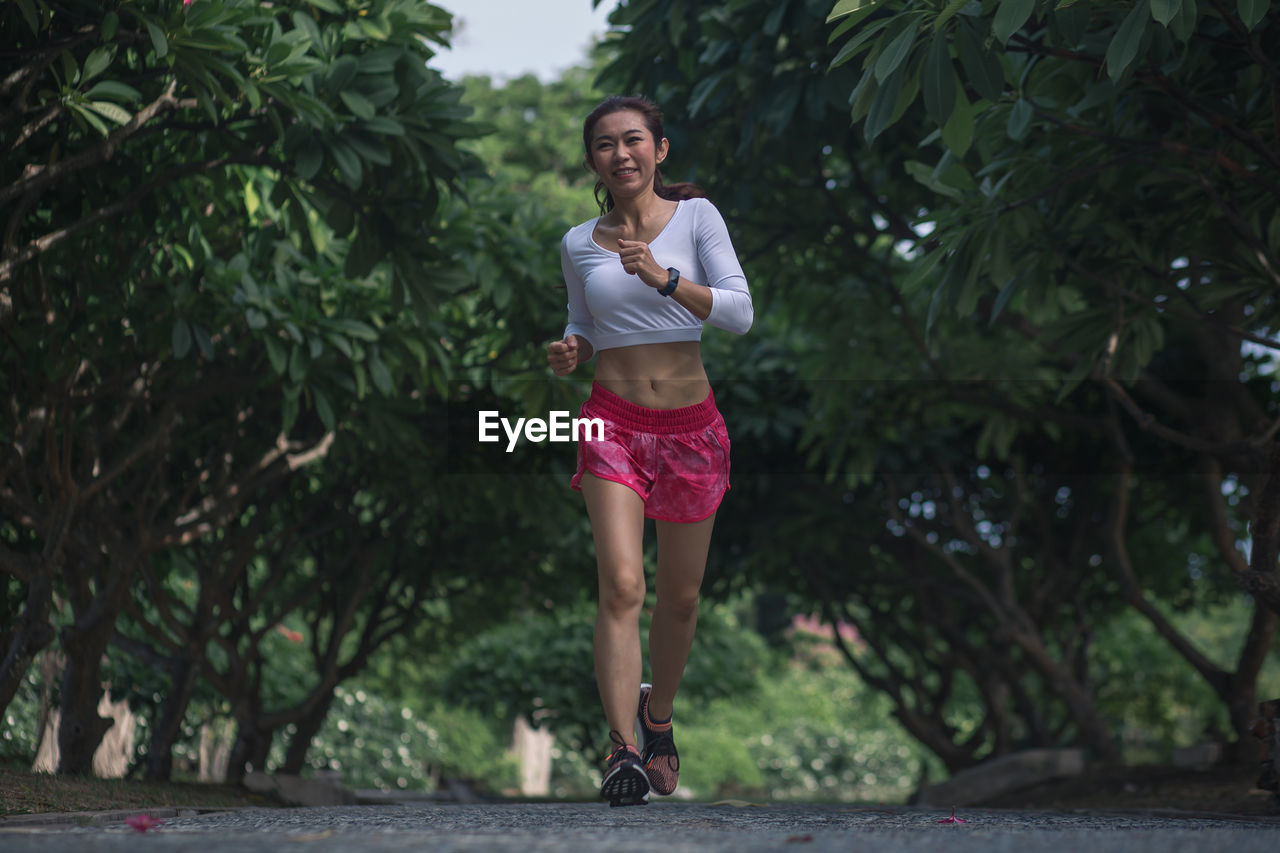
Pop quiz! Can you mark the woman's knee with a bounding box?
[656,589,700,622]
[598,571,646,618]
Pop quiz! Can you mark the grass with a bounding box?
[0,762,276,817]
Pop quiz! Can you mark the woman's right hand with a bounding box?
[547,335,580,375]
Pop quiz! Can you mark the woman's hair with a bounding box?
[582,95,705,214]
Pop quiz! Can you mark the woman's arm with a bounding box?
[550,233,597,375]
[694,201,753,335]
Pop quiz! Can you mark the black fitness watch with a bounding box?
[659,267,679,297]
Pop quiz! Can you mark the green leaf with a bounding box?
[84,101,131,125]
[993,0,1035,45]
[1054,1,1089,45]
[827,0,885,23]
[1170,0,1198,39]
[905,160,962,199]
[344,227,383,278]
[264,337,287,375]
[940,80,974,155]
[922,32,957,126]
[934,0,971,31]
[292,10,326,53]
[327,140,363,188]
[15,0,38,34]
[281,392,299,434]
[81,46,114,83]
[1006,98,1033,140]
[172,319,192,359]
[864,66,903,141]
[84,80,141,102]
[957,20,1004,102]
[193,325,214,360]
[848,67,879,123]
[874,17,920,83]
[1150,0,1182,26]
[901,246,947,293]
[68,103,110,137]
[829,18,891,70]
[325,332,353,359]
[688,71,727,116]
[989,276,1021,325]
[342,131,391,166]
[307,0,343,11]
[145,20,169,59]
[288,346,308,383]
[296,138,323,180]
[102,11,119,41]
[339,90,376,119]
[1105,1,1150,82]
[1238,0,1270,29]
[327,319,380,341]
[369,353,394,395]
[362,116,406,136]
[327,56,359,93]
[314,388,336,432]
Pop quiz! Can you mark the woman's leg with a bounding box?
[580,472,647,746]
[647,513,716,720]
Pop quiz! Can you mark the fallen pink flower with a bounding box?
[938,807,967,824]
[125,814,163,832]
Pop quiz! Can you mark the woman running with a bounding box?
[546,95,753,806]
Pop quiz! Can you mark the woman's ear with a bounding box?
[656,136,669,165]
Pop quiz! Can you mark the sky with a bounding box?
[431,0,616,82]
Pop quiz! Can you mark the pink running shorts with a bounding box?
[570,382,730,523]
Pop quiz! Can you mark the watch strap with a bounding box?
[659,267,679,297]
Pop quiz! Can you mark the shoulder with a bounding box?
[562,218,599,251]
[684,196,727,226]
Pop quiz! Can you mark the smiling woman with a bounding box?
[545,94,753,807]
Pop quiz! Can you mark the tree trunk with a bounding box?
[0,572,55,718]
[144,652,204,781]
[1244,437,1280,616]
[55,656,114,775]
[56,577,134,774]
[1224,602,1279,763]
[226,717,275,785]
[280,691,336,775]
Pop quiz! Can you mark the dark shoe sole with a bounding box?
[601,761,650,807]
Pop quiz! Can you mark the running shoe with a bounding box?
[600,729,649,807]
[637,682,680,795]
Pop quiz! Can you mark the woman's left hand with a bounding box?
[617,239,666,289]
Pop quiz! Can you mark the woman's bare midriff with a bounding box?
[594,341,710,409]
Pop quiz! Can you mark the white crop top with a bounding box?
[561,197,753,352]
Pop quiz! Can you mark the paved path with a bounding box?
[1,802,1277,852]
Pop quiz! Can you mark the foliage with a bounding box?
[0,0,591,779]
[678,650,938,802]
[270,685,519,792]
[438,596,769,758]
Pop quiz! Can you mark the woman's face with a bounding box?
[587,109,668,202]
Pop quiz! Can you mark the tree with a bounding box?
[0,0,490,773]
[824,0,1279,752]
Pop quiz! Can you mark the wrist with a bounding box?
[658,267,679,297]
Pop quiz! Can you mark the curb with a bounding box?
[0,805,249,829]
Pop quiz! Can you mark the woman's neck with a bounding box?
[608,190,671,230]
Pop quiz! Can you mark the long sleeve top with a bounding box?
[562,197,753,352]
